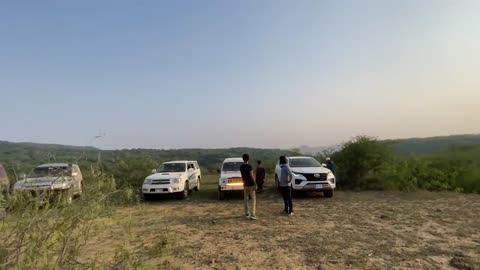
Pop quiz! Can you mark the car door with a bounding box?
[194,161,201,180]
[187,163,196,188]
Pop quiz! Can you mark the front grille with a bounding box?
[151,179,170,185]
[227,177,243,184]
[298,173,327,181]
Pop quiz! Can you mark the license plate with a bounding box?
[315,184,323,189]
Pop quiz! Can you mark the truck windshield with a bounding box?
[289,158,321,168]
[158,163,186,173]
[30,166,72,178]
[222,162,243,172]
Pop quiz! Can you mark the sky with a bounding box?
[0,0,479,149]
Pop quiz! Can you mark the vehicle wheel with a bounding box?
[177,182,189,200]
[218,187,225,200]
[194,177,200,191]
[60,188,73,204]
[74,182,83,199]
[142,193,150,201]
[324,189,334,198]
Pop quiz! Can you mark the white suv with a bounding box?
[142,161,201,200]
[275,156,336,198]
[13,163,84,202]
[218,158,244,200]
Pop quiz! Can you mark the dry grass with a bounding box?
[80,175,480,269]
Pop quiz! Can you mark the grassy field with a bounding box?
[78,175,480,269]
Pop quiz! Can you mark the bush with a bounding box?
[0,167,148,269]
[332,136,392,189]
[331,136,480,193]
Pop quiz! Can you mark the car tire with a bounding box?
[177,182,189,200]
[142,193,150,201]
[74,181,83,199]
[218,187,225,200]
[60,188,73,204]
[194,177,200,191]
[324,189,334,198]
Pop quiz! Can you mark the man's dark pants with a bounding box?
[280,186,293,213]
[257,179,264,191]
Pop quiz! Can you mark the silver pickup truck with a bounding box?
[13,163,83,202]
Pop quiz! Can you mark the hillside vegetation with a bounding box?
[1,134,480,193]
[325,136,480,193]
[0,141,298,188]
[384,134,480,154]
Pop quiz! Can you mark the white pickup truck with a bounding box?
[275,156,336,198]
[218,157,244,200]
[142,160,201,200]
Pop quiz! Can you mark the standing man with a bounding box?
[279,156,294,216]
[326,157,336,174]
[255,160,266,193]
[240,153,257,220]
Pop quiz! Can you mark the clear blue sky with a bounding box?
[1,0,479,149]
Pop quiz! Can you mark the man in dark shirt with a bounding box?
[326,157,336,174]
[240,153,257,220]
[255,160,266,193]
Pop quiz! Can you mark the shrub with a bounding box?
[0,167,149,269]
[332,136,392,189]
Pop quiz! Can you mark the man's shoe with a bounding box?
[283,210,288,214]
[289,212,294,216]
[245,214,251,219]
[249,216,258,220]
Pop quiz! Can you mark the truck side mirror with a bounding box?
[151,169,157,174]
[321,163,327,167]
[188,168,194,172]
[19,173,27,180]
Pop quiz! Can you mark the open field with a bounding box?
[78,175,480,269]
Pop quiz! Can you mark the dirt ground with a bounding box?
[81,176,480,270]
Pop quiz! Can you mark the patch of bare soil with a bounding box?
[80,181,480,269]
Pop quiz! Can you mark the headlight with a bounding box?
[172,178,181,184]
[327,173,335,183]
[144,179,152,185]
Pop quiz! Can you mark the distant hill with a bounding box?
[0,141,298,174]
[2,134,480,174]
[297,145,340,155]
[297,134,480,155]
[384,134,480,154]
